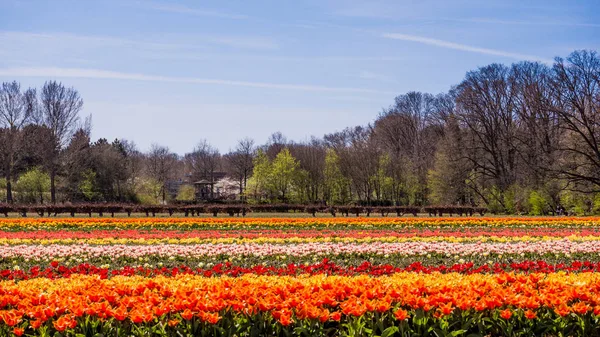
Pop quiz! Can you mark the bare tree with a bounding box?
[146,144,178,203]
[185,140,221,199]
[38,81,84,203]
[40,81,84,146]
[325,126,380,204]
[373,92,442,204]
[119,139,144,198]
[226,138,255,198]
[455,64,519,207]
[549,50,600,191]
[289,138,325,203]
[512,61,561,198]
[0,81,36,202]
[265,131,288,158]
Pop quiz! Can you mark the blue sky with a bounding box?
[1,0,599,154]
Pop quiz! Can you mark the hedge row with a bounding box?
[0,203,486,217]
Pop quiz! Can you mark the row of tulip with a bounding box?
[1,217,600,230]
[2,260,600,281]
[1,234,599,245]
[2,227,600,239]
[1,273,600,336]
[3,253,598,277]
[0,241,598,260]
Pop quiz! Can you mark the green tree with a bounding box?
[428,150,460,205]
[560,190,590,216]
[79,169,99,201]
[176,184,196,202]
[323,149,350,205]
[246,149,271,202]
[15,167,50,204]
[135,177,163,205]
[528,191,546,215]
[371,154,394,203]
[270,148,299,202]
[291,168,310,203]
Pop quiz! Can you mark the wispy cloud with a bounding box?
[138,2,248,20]
[0,31,194,53]
[383,33,553,63]
[0,67,394,94]
[199,35,278,50]
[445,17,600,28]
[357,70,396,83]
[0,30,278,65]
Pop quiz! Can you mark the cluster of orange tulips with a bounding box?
[0,272,599,336]
[2,216,600,336]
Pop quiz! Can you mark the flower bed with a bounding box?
[2,216,600,230]
[1,273,600,336]
[1,217,600,336]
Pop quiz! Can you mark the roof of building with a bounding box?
[193,180,213,185]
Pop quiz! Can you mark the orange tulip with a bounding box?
[500,309,512,320]
[394,308,409,320]
[524,310,537,319]
[181,309,194,321]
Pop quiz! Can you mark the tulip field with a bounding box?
[2,217,600,336]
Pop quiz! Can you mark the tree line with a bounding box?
[1,49,599,214]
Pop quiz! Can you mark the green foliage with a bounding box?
[528,191,546,215]
[427,168,445,205]
[79,169,99,201]
[486,186,504,214]
[135,177,163,205]
[246,149,271,202]
[502,185,531,215]
[560,190,590,216]
[0,178,6,202]
[592,194,600,215]
[503,188,517,214]
[3,307,600,337]
[405,171,421,206]
[247,148,302,203]
[176,184,196,202]
[291,168,310,203]
[15,167,50,203]
[428,148,471,206]
[323,149,353,205]
[270,148,300,202]
[370,154,394,202]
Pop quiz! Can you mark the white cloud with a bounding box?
[357,70,395,83]
[446,17,600,28]
[0,67,394,94]
[383,33,553,63]
[199,35,278,50]
[139,2,248,20]
[0,31,278,63]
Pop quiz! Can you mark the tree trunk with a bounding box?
[6,174,12,204]
[50,170,56,204]
[242,172,248,203]
[5,174,12,203]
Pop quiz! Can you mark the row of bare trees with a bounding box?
[0,81,83,203]
[1,50,599,213]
